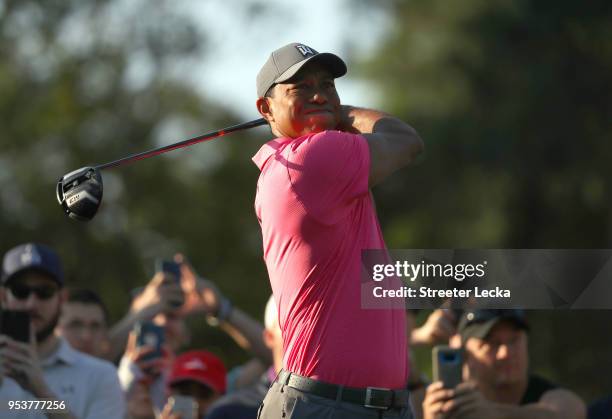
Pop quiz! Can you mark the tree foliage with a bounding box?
[0,0,272,365]
[358,0,612,399]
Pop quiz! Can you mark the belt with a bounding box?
[276,370,410,410]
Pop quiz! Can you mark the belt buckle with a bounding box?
[364,387,391,410]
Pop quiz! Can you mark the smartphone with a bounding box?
[432,345,463,389]
[155,259,184,308]
[168,395,198,419]
[155,259,182,282]
[0,309,31,343]
[134,321,164,361]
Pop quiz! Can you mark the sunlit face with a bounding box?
[258,61,341,138]
[3,272,63,342]
[58,302,107,356]
[463,321,528,387]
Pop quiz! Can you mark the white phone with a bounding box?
[168,395,197,419]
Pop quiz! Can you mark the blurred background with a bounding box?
[1,0,610,403]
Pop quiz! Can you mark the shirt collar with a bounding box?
[41,337,78,367]
[252,137,293,171]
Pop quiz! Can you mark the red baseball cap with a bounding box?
[167,351,227,394]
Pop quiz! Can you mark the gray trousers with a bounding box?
[257,381,414,419]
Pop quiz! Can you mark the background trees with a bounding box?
[1,0,610,401]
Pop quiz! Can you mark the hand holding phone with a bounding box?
[155,259,182,283]
[134,321,165,362]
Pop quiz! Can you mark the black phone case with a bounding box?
[433,345,463,389]
[155,259,181,281]
[134,321,165,361]
[0,310,31,343]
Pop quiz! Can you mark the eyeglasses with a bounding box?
[7,283,59,300]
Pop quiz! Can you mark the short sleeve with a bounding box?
[286,130,370,222]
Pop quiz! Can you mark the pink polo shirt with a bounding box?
[253,130,408,389]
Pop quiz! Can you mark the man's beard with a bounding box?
[35,307,61,343]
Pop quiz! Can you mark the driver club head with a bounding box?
[56,166,103,221]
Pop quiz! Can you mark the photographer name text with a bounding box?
[372,286,511,299]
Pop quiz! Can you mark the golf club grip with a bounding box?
[96,118,267,171]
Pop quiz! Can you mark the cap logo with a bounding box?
[21,244,41,266]
[296,44,315,57]
[184,358,207,371]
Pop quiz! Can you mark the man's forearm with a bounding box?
[340,105,420,138]
[339,104,423,186]
[338,105,389,134]
[106,306,157,362]
[219,308,272,365]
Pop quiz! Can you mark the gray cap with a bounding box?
[256,42,347,98]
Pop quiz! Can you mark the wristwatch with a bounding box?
[206,297,233,326]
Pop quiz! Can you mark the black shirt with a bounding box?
[520,374,558,405]
[588,396,612,419]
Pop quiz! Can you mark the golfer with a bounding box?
[253,42,424,418]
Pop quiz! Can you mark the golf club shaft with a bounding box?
[96,118,267,171]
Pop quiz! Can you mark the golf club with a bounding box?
[57,117,267,221]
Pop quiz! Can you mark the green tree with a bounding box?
[0,0,271,366]
[358,0,612,399]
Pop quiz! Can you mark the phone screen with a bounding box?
[134,321,164,361]
[0,310,31,343]
[155,259,181,282]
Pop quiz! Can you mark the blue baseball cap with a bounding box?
[2,243,64,286]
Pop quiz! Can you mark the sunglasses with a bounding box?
[7,283,59,300]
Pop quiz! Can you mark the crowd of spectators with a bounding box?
[0,242,609,418]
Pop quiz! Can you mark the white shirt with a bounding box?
[40,338,126,419]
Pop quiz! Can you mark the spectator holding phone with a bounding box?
[119,254,269,410]
[119,318,175,410]
[0,357,43,419]
[159,351,226,419]
[0,243,125,419]
[108,264,188,364]
[407,309,459,419]
[422,309,586,419]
